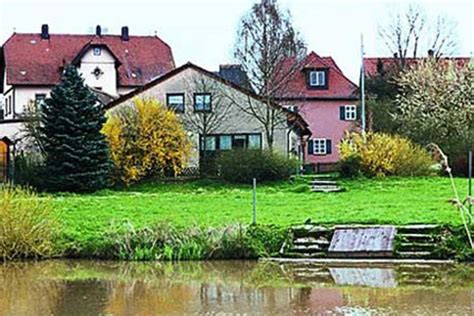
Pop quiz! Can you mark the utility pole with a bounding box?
[360,34,366,135]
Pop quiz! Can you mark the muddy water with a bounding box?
[0,260,472,315]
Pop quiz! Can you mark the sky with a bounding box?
[0,0,472,82]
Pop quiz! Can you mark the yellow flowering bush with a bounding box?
[339,132,435,177]
[102,98,191,185]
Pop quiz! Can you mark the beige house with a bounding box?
[106,63,311,168]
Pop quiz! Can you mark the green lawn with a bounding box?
[52,176,470,250]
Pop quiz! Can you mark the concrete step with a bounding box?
[397,225,440,234]
[311,187,343,193]
[399,242,435,251]
[398,251,433,259]
[290,245,325,253]
[283,252,327,259]
[293,237,330,246]
[309,180,338,185]
[399,233,436,242]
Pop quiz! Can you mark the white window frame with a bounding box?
[313,138,327,155]
[309,70,326,87]
[344,105,357,121]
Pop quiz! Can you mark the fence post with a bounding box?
[252,178,257,225]
[469,150,472,216]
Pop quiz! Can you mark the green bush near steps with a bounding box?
[217,149,299,183]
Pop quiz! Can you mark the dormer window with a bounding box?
[307,69,328,89]
[309,70,325,86]
[93,47,101,56]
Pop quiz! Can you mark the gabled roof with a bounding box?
[363,56,472,76]
[106,62,311,135]
[2,33,175,87]
[214,64,253,91]
[278,51,359,100]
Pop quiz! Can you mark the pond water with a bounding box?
[0,260,472,315]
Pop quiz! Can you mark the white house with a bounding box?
[0,24,175,142]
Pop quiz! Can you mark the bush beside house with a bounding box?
[339,132,435,177]
[217,149,299,183]
[103,98,192,185]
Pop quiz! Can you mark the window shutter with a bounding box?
[339,106,345,120]
[308,140,314,155]
[326,139,332,154]
[357,105,362,120]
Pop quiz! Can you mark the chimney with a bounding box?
[96,25,102,37]
[427,49,434,58]
[41,24,49,40]
[121,26,129,41]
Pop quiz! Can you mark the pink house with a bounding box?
[277,51,359,171]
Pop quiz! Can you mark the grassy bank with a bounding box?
[46,176,472,258]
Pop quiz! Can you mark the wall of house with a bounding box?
[79,47,118,96]
[109,68,291,168]
[296,100,358,165]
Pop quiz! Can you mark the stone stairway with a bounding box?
[279,224,444,260]
[396,225,441,259]
[280,225,332,258]
[309,177,343,193]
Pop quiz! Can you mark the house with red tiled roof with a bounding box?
[0,24,174,142]
[276,51,359,171]
[363,52,472,77]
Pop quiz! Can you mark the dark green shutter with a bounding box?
[308,140,314,155]
[339,106,345,120]
[357,105,362,120]
[326,139,332,154]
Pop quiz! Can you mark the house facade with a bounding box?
[106,62,310,169]
[0,24,175,143]
[276,51,359,171]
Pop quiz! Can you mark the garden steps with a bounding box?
[309,177,344,193]
[278,224,444,260]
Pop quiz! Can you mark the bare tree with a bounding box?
[233,0,307,149]
[182,75,235,175]
[19,100,45,155]
[378,4,458,70]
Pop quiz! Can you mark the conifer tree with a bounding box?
[40,65,111,192]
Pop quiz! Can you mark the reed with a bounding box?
[0,185,59,261]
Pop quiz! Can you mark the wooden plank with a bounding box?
[328,226,397,257]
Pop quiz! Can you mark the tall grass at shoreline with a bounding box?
[0,185,59,261]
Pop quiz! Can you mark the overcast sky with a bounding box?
[0,0,472,82]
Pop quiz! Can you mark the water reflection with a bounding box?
[0,260,472,315]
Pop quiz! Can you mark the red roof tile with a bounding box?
[3,33,175,87]
[278,51,358,99]
[363,57,472,76]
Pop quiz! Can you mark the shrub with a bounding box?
[102,98,192,185]
[0,185,58,260]
[217,149,299,183]
[12,153,44,189]
[103,222,286,261]
[339,132,435,177]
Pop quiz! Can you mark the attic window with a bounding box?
[309,70,325,87]
[93,47,101,56]
[306,68,329,89]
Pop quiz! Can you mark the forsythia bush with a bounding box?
[102,98,191,185]
[339,132,435,177]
